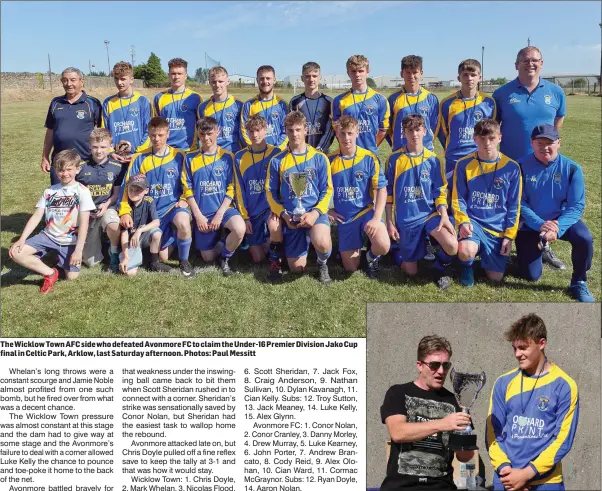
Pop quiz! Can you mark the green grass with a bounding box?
[1,91,600,337]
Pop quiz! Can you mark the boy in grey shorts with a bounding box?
[119,174,173,275]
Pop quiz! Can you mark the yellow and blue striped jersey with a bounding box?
[266,146,333,218]
[197,95,243,154]
[385,147,448,228]
[485,363,579,486]
[182,147,235,217]
[328,146,386,224]
[153,88,202,150]
[388,88,439,152]
[452,152,522,239]
[102,91,151,153]
[438,91,496,176]
[119,147,186,219]
[241,95,288,149]
[331,88,390,155]
[233,144,282,220]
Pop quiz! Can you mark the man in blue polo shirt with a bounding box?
[493,46,567,270]
[516,124,594,302]
[41,67,102,185]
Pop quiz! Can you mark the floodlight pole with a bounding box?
[104,40,111,87]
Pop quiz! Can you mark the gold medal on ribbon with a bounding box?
[414,187,422,198]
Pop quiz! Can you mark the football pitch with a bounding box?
[1,90,600,338]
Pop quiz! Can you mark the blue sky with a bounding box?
[2,1,600,80]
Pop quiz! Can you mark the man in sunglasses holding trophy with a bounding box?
[380,335,476,490]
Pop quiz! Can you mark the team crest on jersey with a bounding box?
[544,95,552,105]
[166,168,177,179]
[271,112,280,121]
[365,104,374,116]
[107,172,114,181]
[493,177,505,189]
[419,105,428,115]
[181,103,189,111]
[355,171,365,181]
[420,169,430,182]
[214,166,224,176]
[509,97,521,104]
[316,108,323,117]
[553,172,562,184]
[537,396,550,411]
[131,107,139,117]
[474,111,483,122]
[76,109,86,120]
[225,112,234,122]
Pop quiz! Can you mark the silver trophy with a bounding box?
[449,368,486,451]
[116,140,132,157]
[288,172,309,224]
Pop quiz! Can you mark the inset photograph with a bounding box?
[367,303,600,490]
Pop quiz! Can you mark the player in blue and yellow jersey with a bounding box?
[289,62,336,154]
[328,115,390,279]
[241,65,288,150]
[388,55,440,153]
[197,66,243,154]
[385,115,458,290]
[183,117,246,276]
[153,58,202,151]
[331,55,390,155]
[119,117,194,277]
[516,124,594,302]
[233,115,282,264]
[486,313,579,491]
[452,119,522,287]
[102,62,151,165]
[438,59,496,181]
[266,111,333,284]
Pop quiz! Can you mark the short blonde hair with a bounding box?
[89,128,112,144]
[209,66,228,78]
[516,46,543,64]
[334,115,358,132]
[245,114,268,131]
[284,111,307,129]
[113,61,133,78]
[54,149,81,171]
[346,54,369,71]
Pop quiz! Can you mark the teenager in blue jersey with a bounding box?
[102,61,151,165]
[183,117,246,276]
[119,117,195,277]
[452,119,522,287]
[328,116,390,279]
[234,115,282,264]
[438,59,496,182]
[241,65,288,150]
[494,46,567,271]
[516,125,594,302]
[153,58,202,151]
[386,115,458,290]
[197,67,243,154]
[331,54,390,155]
[388,55,440,153]
[486,313,579,491]
[41,67,102,185]
[266,111,333,284]
[289,62,335,154]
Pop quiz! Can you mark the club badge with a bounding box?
[355,171,365,181]
[166,168,177,179]
[214,166,224,176]
[365,104,374,116]
[544,95,552,105]
[420,169,430,182]
[225,112,234,122]
[76,109,86,120]
[131,107,139,117]
[493,177,504,190]
[553,173,562,184]
[474,111,483,122]
[537,396,550,411]
[107,172,114,182]
[181,103,189,111]
[272,112,280,121]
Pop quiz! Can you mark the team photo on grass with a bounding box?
[1,44,600,336]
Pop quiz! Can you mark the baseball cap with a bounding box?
[127,173,149,189]
[531,124,559,141]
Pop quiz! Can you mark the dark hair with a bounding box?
[401,55,423,71]
[504,314,547,343]
[257,65,275,77]
[402,114,425,131]
[417,335,452,361]
[458,59,481,75]
[149,116,169,131]
[474,119,501,137]
[196,117,219,134]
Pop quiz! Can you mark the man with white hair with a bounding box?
[41,67,102,185]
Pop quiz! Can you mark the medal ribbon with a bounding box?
[476,154,500,203]
[520,356,548,414]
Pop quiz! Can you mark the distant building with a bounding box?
[230,74,257,87]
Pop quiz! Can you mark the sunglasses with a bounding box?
[420,360,452,371]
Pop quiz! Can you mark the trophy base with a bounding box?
[291,208,306,224]
[449,432,478,451]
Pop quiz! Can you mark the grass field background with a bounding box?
[1,88,600,338]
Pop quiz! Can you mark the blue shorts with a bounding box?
[493,474,564,491]
[283,212,330,259]
[246,208,270,247]
[460,220,508,273]
[194,207,241,251]
[397,214,443,263]
[160,206,190,250]
[338,210,375,252]
[25,233,80,273]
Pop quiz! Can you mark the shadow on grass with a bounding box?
[1,213,33,234]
